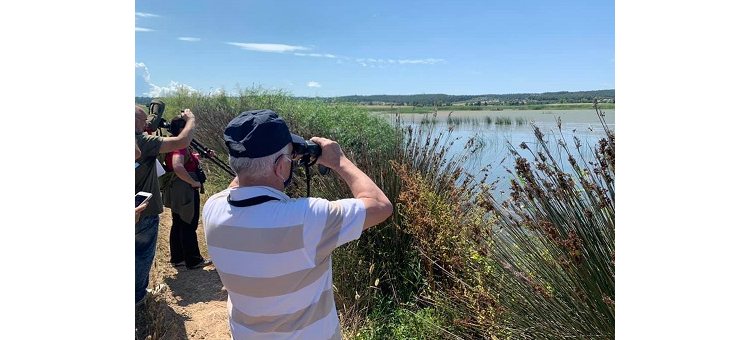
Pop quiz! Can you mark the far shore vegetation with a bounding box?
[137,89,615,115]
[137,86,614,340]
[361,102,615,114]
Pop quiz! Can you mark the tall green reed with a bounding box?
[483,101,614,339]
[388,101,615,339]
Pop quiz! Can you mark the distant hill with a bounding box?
[303,90,615,106]
[136,89,614,107]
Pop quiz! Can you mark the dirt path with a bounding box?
[138,210,230,340]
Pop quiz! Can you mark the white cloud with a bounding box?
[135,62,153,96]
[135,12,160,18]
[307,82,321,88]
[137,62,225,97]
[149,81,199,97]
[225,43,445,68]
[178,37,201,42]
[357,58,444,65]
[226,42,309,53]
[398,58,446,65]
[135,12,159,33]
[294,53,338,58]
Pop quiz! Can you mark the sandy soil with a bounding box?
[136,210,231,340]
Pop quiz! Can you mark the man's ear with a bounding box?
[273,157,284,179]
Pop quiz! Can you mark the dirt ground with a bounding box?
[136,209,231,340]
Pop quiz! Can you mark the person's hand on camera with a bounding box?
[191,181,202,189]
[310,137,345,170]
[181,109,195,121]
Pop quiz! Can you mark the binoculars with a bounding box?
[292,140,329,175]
[293,140,322,159]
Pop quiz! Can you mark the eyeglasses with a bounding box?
[274,153,295,164]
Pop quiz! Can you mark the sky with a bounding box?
[135,0,614,97]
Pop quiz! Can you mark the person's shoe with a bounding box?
[170,261,185,268]
[136,284,166,307]
[187,259,212,270]
[147,283,166,295]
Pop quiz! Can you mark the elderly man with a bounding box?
[202,109,392,339]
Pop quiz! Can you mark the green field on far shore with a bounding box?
[363,102,615,113]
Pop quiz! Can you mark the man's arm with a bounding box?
[310,137,393,230]
[159,109,197,153]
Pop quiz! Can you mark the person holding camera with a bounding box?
[202,109,393,340]
[162,116,212,269]
[135,105,197,305]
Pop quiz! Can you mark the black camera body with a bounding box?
[158,118,171,129]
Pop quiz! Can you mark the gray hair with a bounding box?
[229,144,291,181]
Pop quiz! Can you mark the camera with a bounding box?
[196,165,207,183]
[158,117,171,129]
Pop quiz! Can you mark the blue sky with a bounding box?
[135,0,614,97]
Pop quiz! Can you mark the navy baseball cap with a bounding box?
[223,109,305,158]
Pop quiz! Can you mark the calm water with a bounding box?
[384,109,615,202]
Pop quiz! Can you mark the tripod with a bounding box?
[189,139,235,177]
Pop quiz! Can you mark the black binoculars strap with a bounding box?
[227,195,279,207]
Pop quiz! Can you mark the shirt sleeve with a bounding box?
[136,135,162,159]
[167,148,187,169]
[307,198,366,263]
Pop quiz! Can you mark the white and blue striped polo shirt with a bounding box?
[202,186,366,340]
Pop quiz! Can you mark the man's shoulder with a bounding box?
[136,134,163,151]
[136,135,163,160]
[205,188,236,210]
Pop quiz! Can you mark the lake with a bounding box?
[382,109,615,202]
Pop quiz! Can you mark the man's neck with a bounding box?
[239,176,283,192]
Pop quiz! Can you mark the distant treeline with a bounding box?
[136,89,614,108]
[301,89,615,106]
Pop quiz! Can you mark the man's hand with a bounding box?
[135,200,149,223]
[310,137,345,170]
[181,109,195,121]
